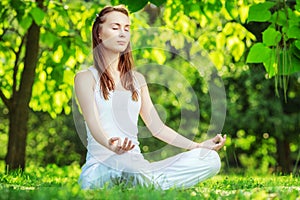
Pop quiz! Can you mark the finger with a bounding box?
[124,139,132,150]
[213,134,221,143]
[212,144,221,151]
[116,145,124,154]
[116,148,124,155]
[217,138,225,147]
[117,137,122,147]
[221,135,226,144]
[124,140,135,151]
[122,138,128,149]
[109,137,119,145]
[215,134,226,144]
[215,139,226,151]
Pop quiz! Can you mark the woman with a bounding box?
[74,5,226,190]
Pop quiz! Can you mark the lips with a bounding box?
[117,41,127,45]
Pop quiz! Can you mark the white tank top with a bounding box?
[85,67,142,164]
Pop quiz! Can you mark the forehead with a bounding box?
[104,11,130,25]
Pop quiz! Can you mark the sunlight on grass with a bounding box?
[0,163,299,200]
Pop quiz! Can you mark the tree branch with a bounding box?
[12,34,26,99]
[0,17,16,41]
[0,89,11,109]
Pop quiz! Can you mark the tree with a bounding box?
[1,0,44,170]
[2,0,298,173]
[0,0,96,171]
[245,0,300,173]
[246,0,300,100]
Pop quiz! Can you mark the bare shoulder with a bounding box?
[132,70,147,88]
[74,69,94,84]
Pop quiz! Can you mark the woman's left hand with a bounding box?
[198,134,226,151]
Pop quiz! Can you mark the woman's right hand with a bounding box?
[198,134,226,151]
[108,137,135,154]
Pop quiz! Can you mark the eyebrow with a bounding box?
[110,22,131,27]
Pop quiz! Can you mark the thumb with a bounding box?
[109,137,120,145]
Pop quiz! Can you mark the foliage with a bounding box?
[112,0,165,12]
[0,0,105,170]
[246,0,300,99]
[1,0,300,174]
[26,110,86,167]
[160,0,256,73]
[0,0,100,118]
[222,65,300,174]
[0,164,300,200]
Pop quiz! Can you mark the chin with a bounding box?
[115,47,129,53]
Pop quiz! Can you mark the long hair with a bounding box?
[92,5,138,101]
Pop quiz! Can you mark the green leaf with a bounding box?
[290,54,300,73]
[292,42,300,59]
[295,40,300,50]
[119,0,148,12]
[110,0,119,6]
[246,43,271,63]
[29,7,45,25]
[53,45,64,63]
[263,51,276,77]
[152,49,166,65]
[247,2,276,23]
[0,8,8,22]
[270,10,287,26]
[150,0,166,7]
[225,0,238,19]
[19,14,33,31]
[262,27,281,47]
[170,34,185,49]
[231,40,245,62]
[170,4,181,19]
[296,0,300,11]
[209,50,224,70]
[278,52,300,75]
[287,26,300,39]
[10,0,26,22]
[40,30,58,47]
[239,5,249,24]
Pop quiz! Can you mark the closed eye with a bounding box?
[110,23,130,31]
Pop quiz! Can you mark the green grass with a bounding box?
[0,163,299,200]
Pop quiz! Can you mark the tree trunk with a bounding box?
[276,137,291,174]
[5,19,41,171]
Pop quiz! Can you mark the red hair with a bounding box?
[92,5,138,101]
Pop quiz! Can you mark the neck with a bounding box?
[109,58,119,74]
[104,50,120,74]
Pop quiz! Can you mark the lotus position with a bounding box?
[74,5,226,190]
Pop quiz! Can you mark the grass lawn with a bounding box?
[0,163,299,200]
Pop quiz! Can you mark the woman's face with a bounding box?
[99,11,131,53]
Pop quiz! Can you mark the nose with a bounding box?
[119,29,125,37]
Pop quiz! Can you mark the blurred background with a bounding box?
[0,0,300,175]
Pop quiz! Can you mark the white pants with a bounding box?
[79,148,221,190]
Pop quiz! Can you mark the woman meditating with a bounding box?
[74,5,226,190]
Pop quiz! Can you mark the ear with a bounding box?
[98,30,102,39]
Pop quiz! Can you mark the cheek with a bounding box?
[125,32,131,40]
[102,30,116,39]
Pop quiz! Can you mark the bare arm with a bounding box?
[74,70,134,154]
[138,72,226,151]
[138,73,199,150]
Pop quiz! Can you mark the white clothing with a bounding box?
[78,67,221,190]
